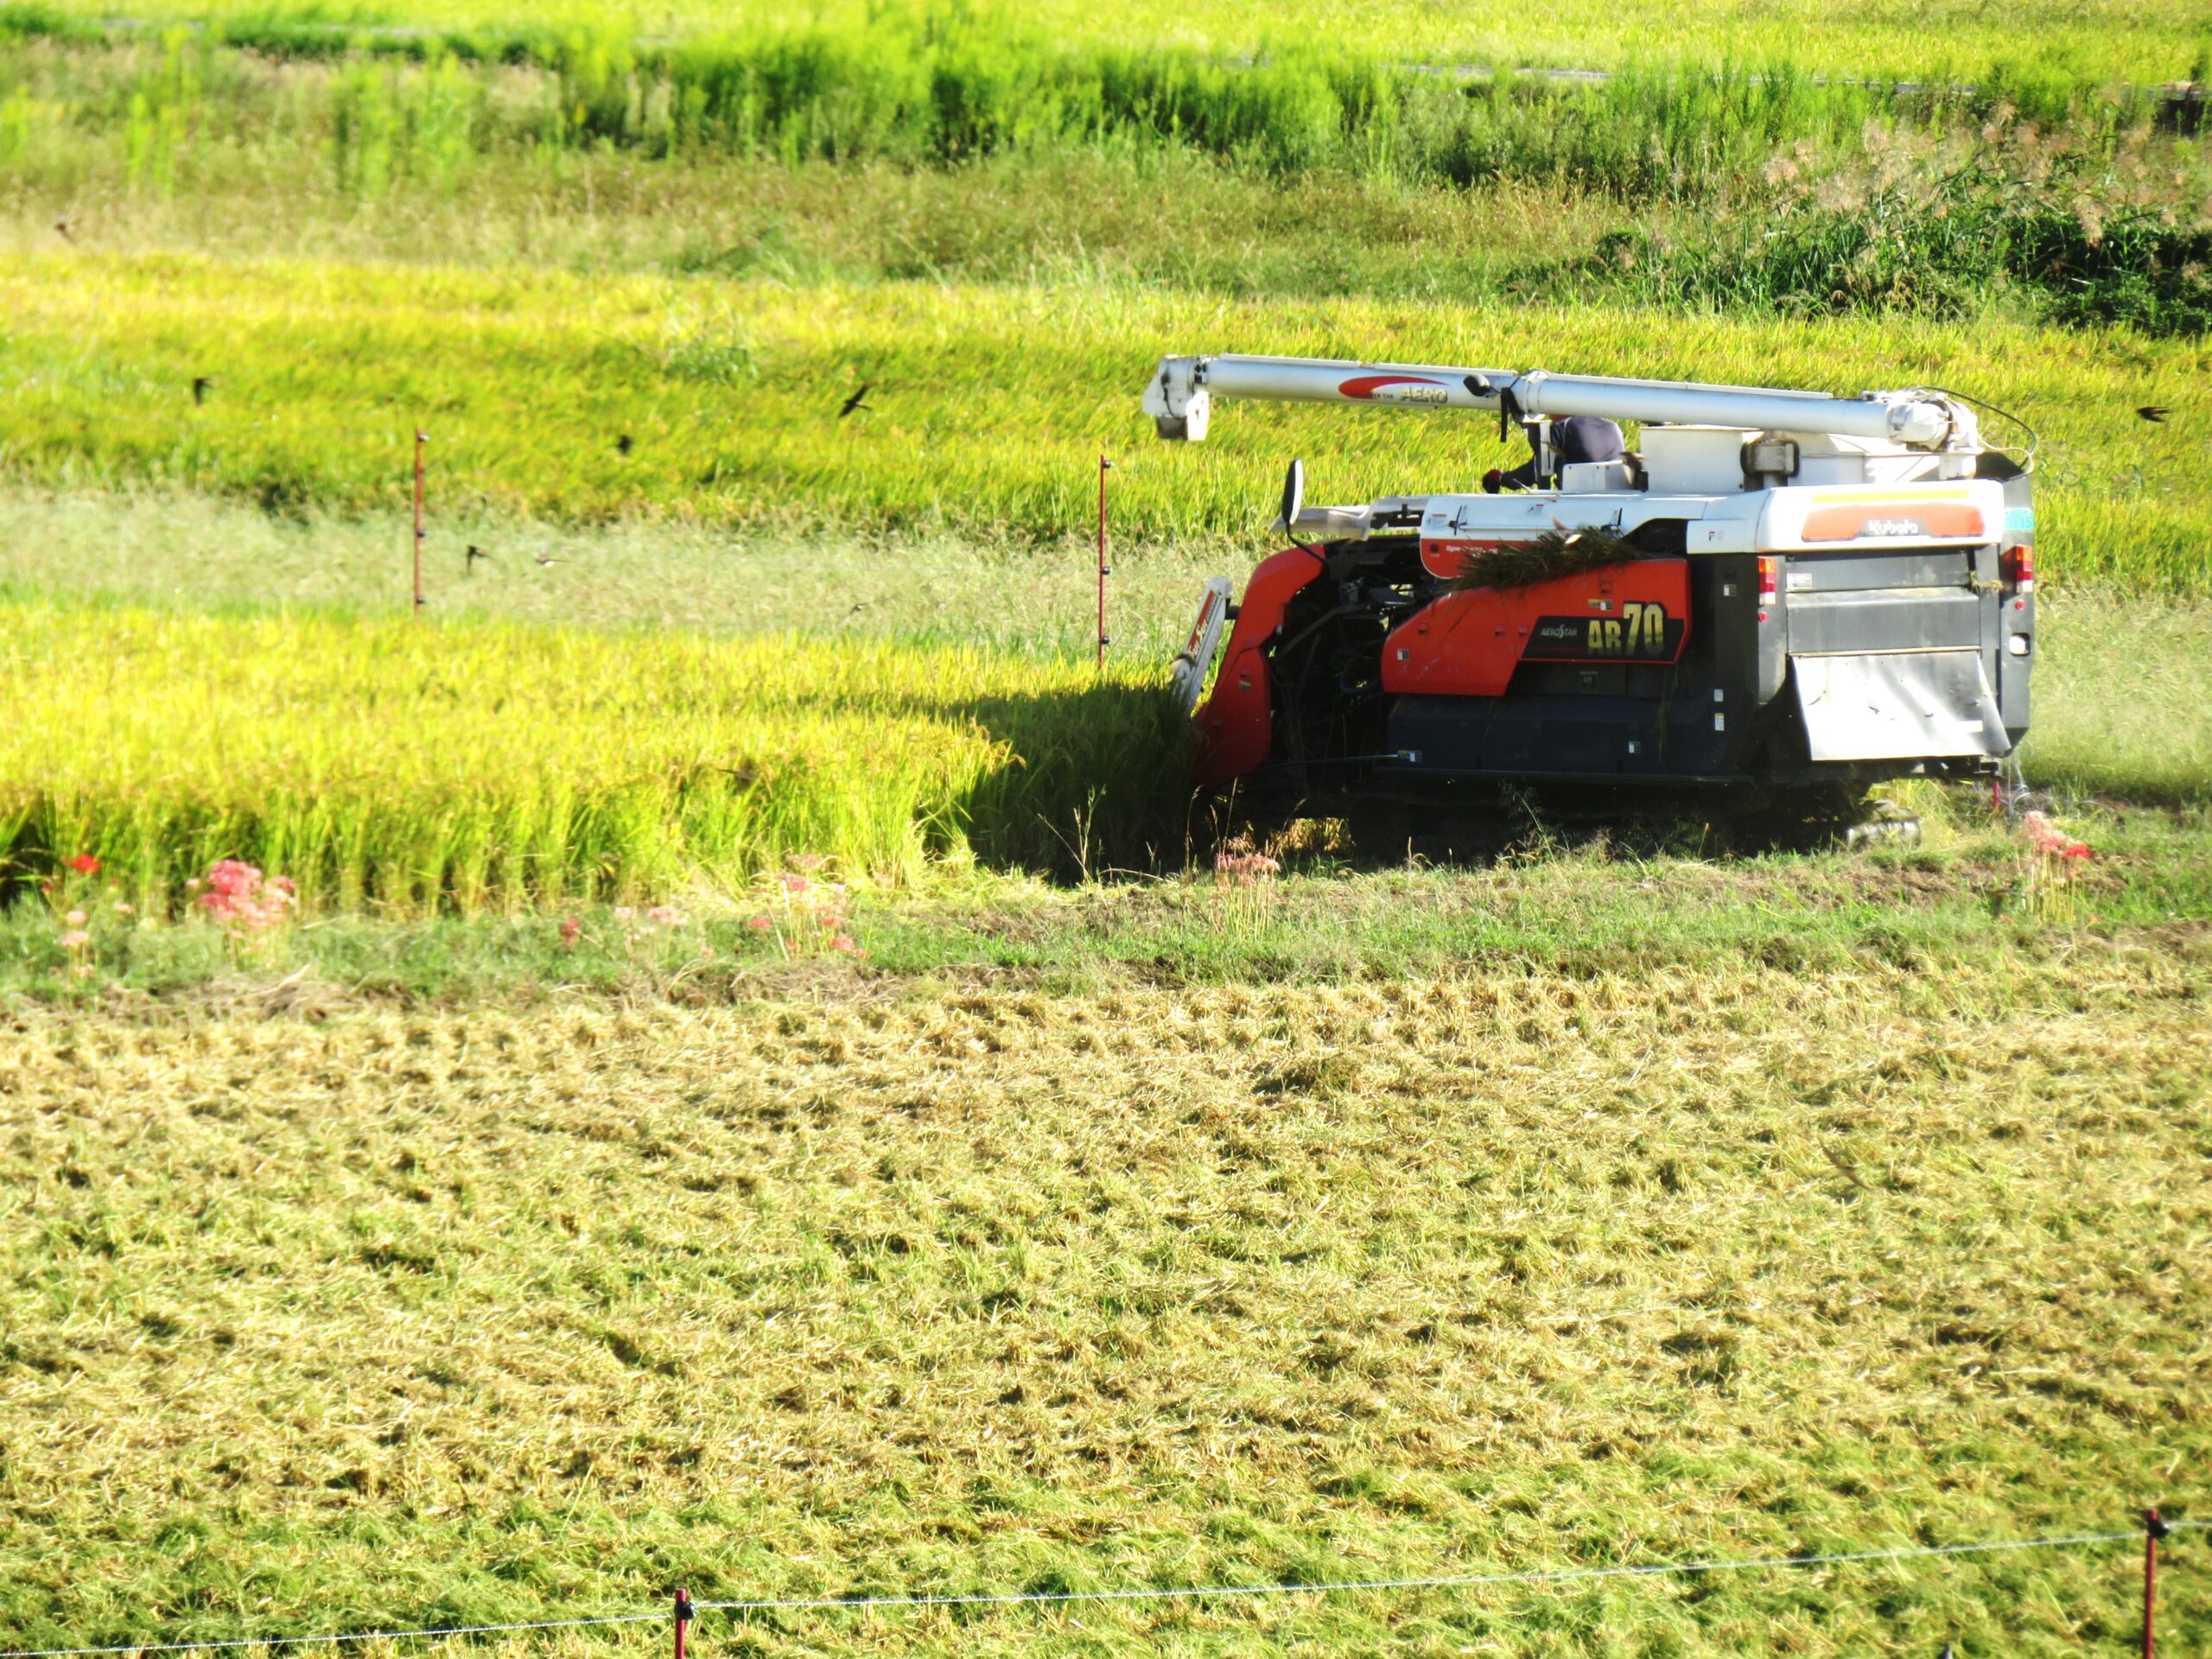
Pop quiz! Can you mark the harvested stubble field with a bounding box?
[1,935,2209,1658]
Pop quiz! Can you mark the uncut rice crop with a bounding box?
[0,603,1192,910]
[3,253,2209,592]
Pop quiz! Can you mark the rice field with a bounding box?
[1,0,2209,1649]
[0,603,1190,911]
[3,254,2211,590]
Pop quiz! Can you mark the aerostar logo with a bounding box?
[1337,374,1451,405]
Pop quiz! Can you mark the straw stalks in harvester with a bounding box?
[1444,523,1647,593]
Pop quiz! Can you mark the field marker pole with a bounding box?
[672,1588,692,1659]
[2142,1510,2167,1659]
[411,429,429,615]
[1096,454,1113,670]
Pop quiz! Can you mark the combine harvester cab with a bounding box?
[1147,355,2036,842]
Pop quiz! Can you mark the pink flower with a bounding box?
[646,904,686,927]
[206,859,260,899]
[612,906,633,921]
[59,930,89,950]
[558,917,582,947]
[194,859,296,931]
[780,873,810,893]
[64,909,86,926]
[829,934,860,955]
[66,855,100,875]
[747,915,772,931]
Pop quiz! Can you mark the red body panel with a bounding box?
[1193,547,1325,787]
[1382,560,1692,699]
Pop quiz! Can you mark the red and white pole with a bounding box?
[673,1587,693,1659]
[411,429,429,615]
[1096,454,1113,670]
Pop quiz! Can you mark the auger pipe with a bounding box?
[1143,354,1971,449]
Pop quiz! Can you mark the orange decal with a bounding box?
[1802,503,1986,543]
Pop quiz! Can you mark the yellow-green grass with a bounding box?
[1,948,2207,1655]
[0,601,1190,911]
[3,253,2210,590]
[9,0,2209,87]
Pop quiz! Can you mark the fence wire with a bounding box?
[4,1517,2201,1659]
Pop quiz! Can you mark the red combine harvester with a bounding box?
[1150,354,2037,849]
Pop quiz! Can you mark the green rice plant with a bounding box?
[0,601,1193,911]
[3,252,2209,591]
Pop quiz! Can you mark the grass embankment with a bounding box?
[3,256,2210,588]
[3,799,2209,1001]
[3,0,2205,86]
[1,939,2207,1656]
[0,603,1189,910]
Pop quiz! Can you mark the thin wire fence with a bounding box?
[3,1516,2201,1659]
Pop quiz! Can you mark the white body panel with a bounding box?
[1410,479,2007,559]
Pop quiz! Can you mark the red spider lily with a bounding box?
[2020,811,2091,862]
[65,855,100,875]
[558,917,582,948]
[195,859,296,932]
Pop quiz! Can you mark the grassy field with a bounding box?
[1,931,2207,1656]
[3,255,2210,588]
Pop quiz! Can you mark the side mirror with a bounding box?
[1275,457,1305,534]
